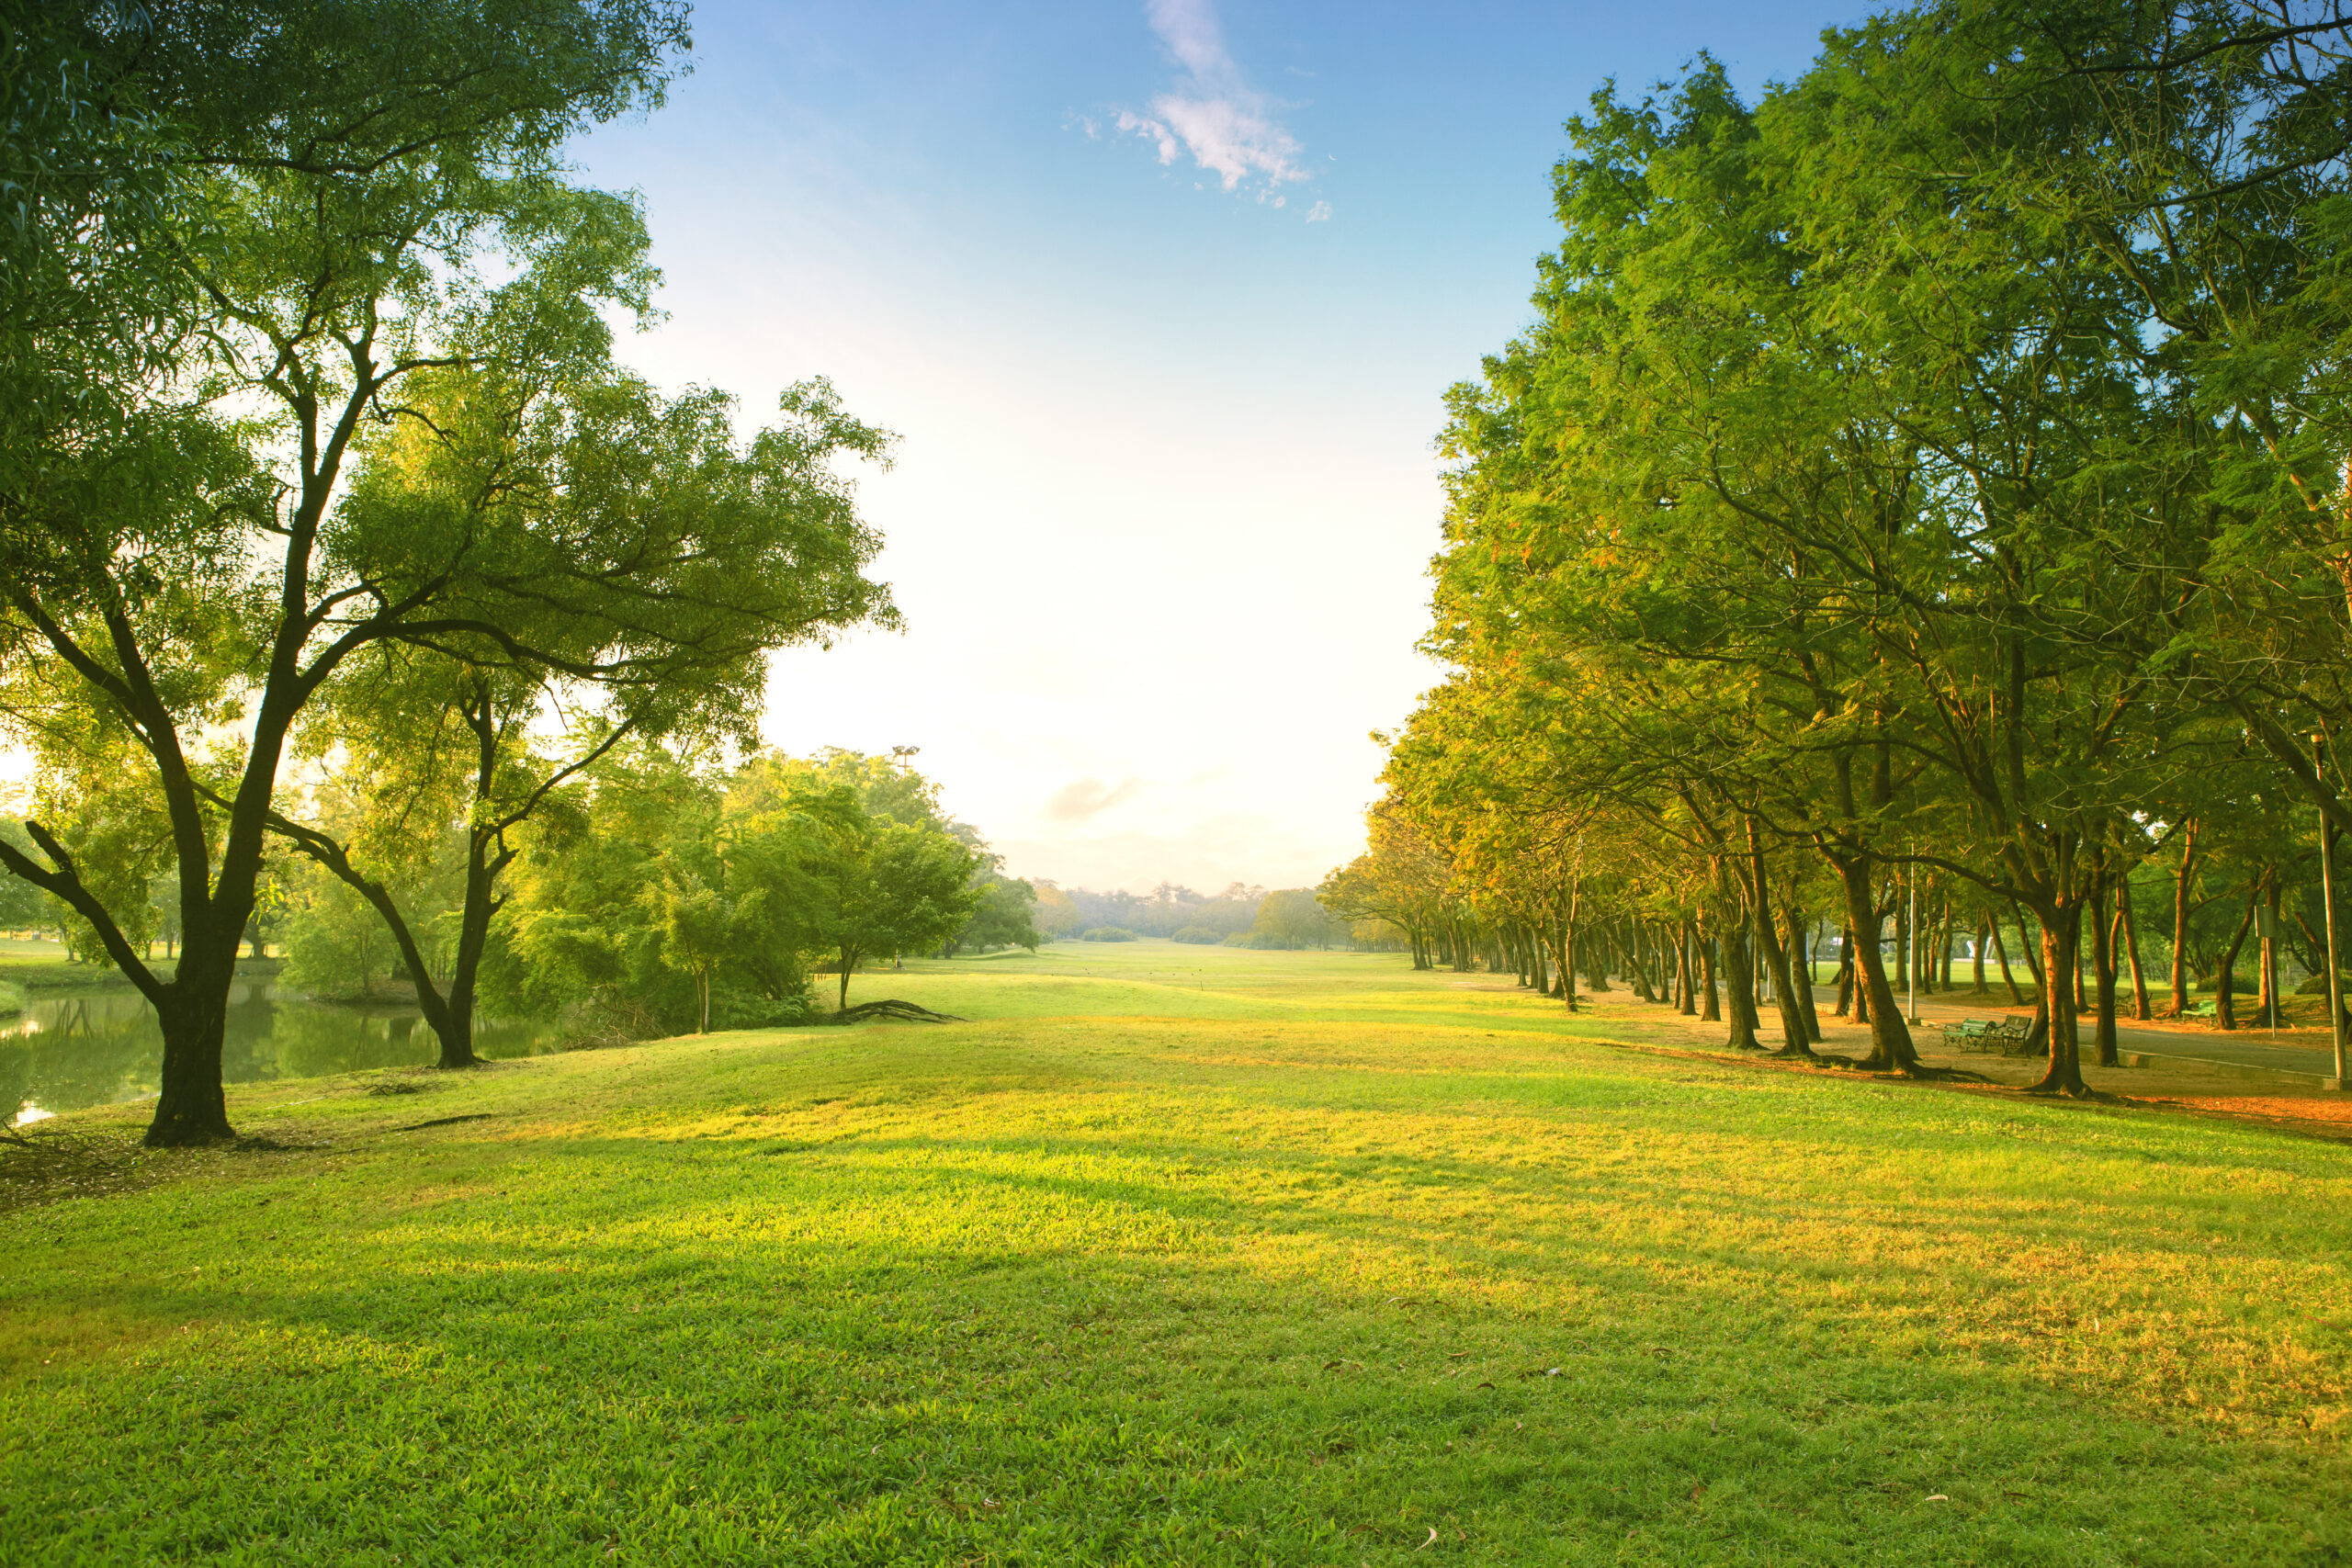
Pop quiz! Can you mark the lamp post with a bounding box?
[1907,844,1919,1025]
[2321,732,2347,1089]
[2256,895,2277,1034]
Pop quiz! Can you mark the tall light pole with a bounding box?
[1907,843,1919,1025]
[2321,731,2347,1089]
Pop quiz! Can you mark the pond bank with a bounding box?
[2,976,562,1125]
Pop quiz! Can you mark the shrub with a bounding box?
[1170,926,1223,944]
[1080,927,1138,942]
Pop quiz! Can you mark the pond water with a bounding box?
[3,979,564,1124]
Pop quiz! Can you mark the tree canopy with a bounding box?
[1345,0,2352,1096]
[0,0,901,1143]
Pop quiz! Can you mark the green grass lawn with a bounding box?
[6,940,2350,1563]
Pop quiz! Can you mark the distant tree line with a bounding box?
[1033,881,1374,951]
[1327,0,2352,1096]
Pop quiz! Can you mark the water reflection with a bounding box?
[2,980,562,1122]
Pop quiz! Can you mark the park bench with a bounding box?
[1985,1017,2036,1055]
[2181,999,2218,1020]
[1944,1016,2035,1055]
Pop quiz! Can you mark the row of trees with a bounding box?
[278,746,1030,1044]
[1041,882,1269,942]
[1333,0,2352,1096]
[0,1,916,1144]
[1037,881,1374,950]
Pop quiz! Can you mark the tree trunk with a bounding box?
[2170,820,2200,1016]
[2013,900,2045,1000]
[148,976,235,1145]
[1677,919,1697,1016]
[1835,927,1856,1018]
[1835,854,1914,1069]
[2215,884,2257,1032]
[2090,872,2120,1069]
[1852,929,1871,1024]
[1787,905,1824,1043]
[2027,899,2090,1097]
[1558,883,1580,1013]
[1721,917,1762,1050]
[1971,910,1990,995]
[2118,875,2150,1021]
[1700,932,1720,1021]
[1989,914,2022,1004]
[1894,888,1909,994]
[1748,829,1812,1056]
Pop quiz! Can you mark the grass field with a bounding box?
[5,941,2350,1564]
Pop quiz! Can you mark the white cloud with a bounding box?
[1114,0,1313,198]
[1043,776,1144,823]
[1304,199,1330,223]
[1114,107,1181,166]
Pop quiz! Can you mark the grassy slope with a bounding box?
[5,942,2350,1565]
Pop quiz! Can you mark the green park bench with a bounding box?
[2182,999,2218,1020]
[1941,1016,2036,1055]
[1986,1017,2037,1055]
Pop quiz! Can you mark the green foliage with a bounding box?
[1079,927,1138,943]
[1170,926,1223,944]
[0,0,912,1140]
[0,828,53,936]
[732,750,967,840]
[489,746,731,1036]
[280,878,404,1003]
[1356,4,2352,1079]
[1248,889,1346,951]
[1057,883,1263,940]
[488,745,994,1030]
[944,875,1040,955]
[806,814,986,1009]
[1030,883,1086,941]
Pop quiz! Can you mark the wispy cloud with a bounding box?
[1044,777,1144,823]
[1114,0,1315,206]
[1304,199,1330,223]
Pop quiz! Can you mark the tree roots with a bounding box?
[825,998,966,1025]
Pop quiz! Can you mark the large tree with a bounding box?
[250,371,894,1069]
[0,0,713,1144]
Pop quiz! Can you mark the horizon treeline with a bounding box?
[1026,880,1374,950]
[1323,0,2352,1096]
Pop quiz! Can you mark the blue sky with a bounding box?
[572,0,1869,892]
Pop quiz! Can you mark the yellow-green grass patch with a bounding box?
[4,943,2348,1563]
